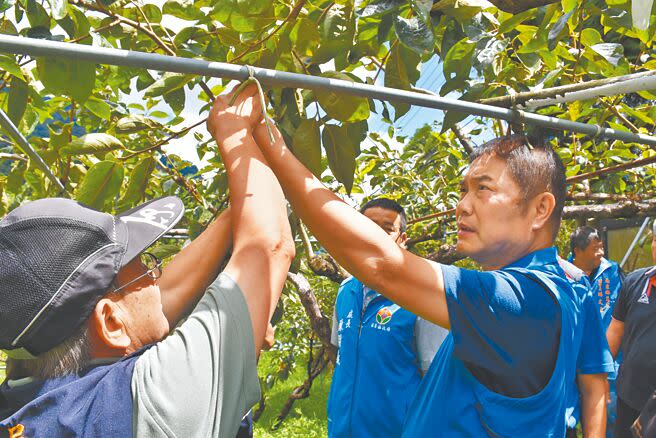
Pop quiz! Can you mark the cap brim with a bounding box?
[117,196,185,266]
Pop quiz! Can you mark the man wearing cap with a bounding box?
[248,113,582,435]
[607,227,656,438]
[0,85,294,437]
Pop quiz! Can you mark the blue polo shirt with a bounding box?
[403,247,582,437]
[591,258,623,329]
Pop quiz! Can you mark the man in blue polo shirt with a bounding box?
[327,198,448,438]
[249,120,582,436]
[558,257,614,437]
[570,226,624,431]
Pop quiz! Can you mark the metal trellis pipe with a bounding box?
[0,108,67,194]
[619,216,651,268]
[2,35,656,146]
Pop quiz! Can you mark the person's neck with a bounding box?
[481,238,553,271]
[572,258,593,276]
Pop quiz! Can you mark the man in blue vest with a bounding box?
[558,257,614,437]
[0,85,295,437]
[570,226,624,432]
[327,197,448,438]
[249,114,582,435]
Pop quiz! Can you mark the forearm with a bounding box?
[579,373,608,438]
[219,131,294,352]
[159,209,232,326]
[606,318,624,358]
[253,126,449,327]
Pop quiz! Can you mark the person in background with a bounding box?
[607,225,656,438]
[327,197,448,438]
[570,226,624,432]
[558,257,614,437]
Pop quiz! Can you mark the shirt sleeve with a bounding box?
[131,273,261,438]
[331,306,339,347]
[440,264,561,394]
[415,317,449,373]
[575,283,614,375]
[612,273,635,322]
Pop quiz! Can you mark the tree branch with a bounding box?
[479,70,656,108]
[452,123,474,155]
[286,272,335,352]
[568,154,656,184]
[230,0,306,64]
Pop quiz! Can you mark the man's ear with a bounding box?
[88,298,131,357]
[399,232,408,249]
[531,192,556,231]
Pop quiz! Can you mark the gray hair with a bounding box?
[7,322,91,380]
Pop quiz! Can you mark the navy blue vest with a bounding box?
[0,350,145,437]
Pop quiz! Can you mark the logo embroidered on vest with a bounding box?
[375,308,392,325]
[1,424,24,438]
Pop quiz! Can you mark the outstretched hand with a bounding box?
[207,83,263,144]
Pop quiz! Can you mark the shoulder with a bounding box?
[624,267,653,285]
[339,275,358,289]
[556,257,587,283]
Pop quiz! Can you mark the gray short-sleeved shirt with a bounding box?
[131,273,260,437]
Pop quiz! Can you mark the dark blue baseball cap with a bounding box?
[0,196,184,357]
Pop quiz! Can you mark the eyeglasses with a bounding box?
[112,252,163,293]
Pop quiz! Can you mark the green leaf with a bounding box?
[314,3,355,63]
[163,87,185,115]
[7,77,28,126]
[0,55,25,80]
[443,38,475,80]
[497,9,536,34]
[76,160,124,210]
[580,28,602,46]
[322,124,359,193]
[60,133,124,156]
[115,115,162,134]
[410,0,432,22]
[142,3,162,23]
[384,43,420,118]
[118,157,156,209]
[316,72,370,122]
[162,0,205,20]
[144,72,192,99]
[394,16,435,54]
[48,0,68,20]
[84,97,111,120]
[36,57,95,102]
[590,43,624,66]
[26,0,50,28]
[291,119,323,177]
[358,0,402,17]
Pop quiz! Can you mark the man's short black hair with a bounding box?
[570,226,601,256]
[469,134,567,241]
[360,198,407,233]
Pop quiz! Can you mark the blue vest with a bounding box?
[592,258,622,329]
[403,268,581,437]
[327,277,420,438]
[0,351,144,437]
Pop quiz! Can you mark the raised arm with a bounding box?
[251,121,449,328]
[158,208,232,326]
[208,86,295,352]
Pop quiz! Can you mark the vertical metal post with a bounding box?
[620,217,651,268]
[0,109,67,194]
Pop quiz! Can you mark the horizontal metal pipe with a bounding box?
[1,35,656,146]
[0,108,67,193]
